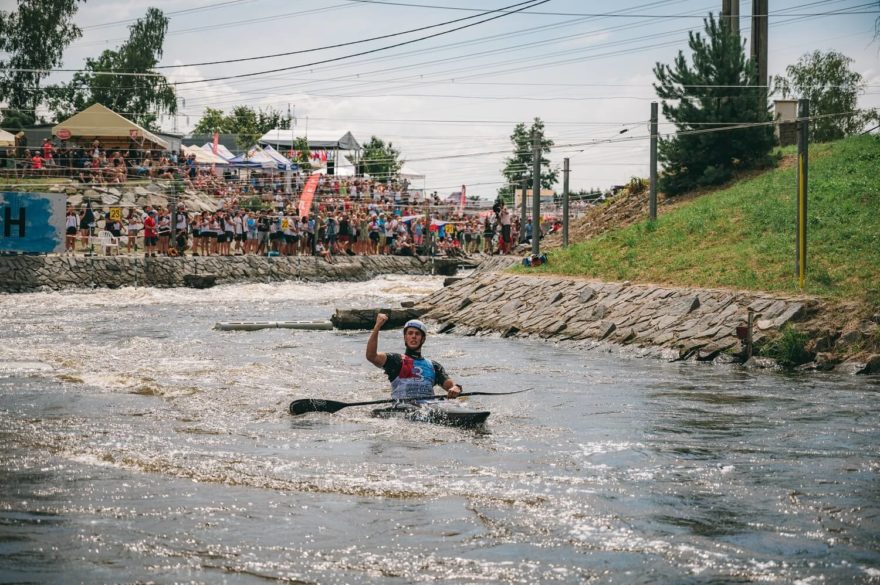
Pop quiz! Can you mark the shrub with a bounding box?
[757,325,813,368]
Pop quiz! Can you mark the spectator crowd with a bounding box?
[3,138,558,260]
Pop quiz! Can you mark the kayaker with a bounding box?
[366,313,462,400]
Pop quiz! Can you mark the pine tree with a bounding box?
[653,15,774,196]
[499,118,557,204]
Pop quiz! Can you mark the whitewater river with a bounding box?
[1,275,878,584]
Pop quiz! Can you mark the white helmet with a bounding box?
[403,319,427,337]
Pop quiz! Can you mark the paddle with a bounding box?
[289,389,531,416]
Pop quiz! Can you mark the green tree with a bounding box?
[773,50,877,142]
[0,108,37,131]
[191,105,292,147]
[47,8,176,130]
[0,0,83,120]
[357,136,402,181]
[192,107,226,133]
[498,117,557,204]
[290,136,312,173]
[653,15,774,196]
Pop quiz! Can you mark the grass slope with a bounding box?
[521,135,880,308]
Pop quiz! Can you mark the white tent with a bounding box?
[333,164,357,177]
[398,165,426,180]
[201,142,236,161]
[183,145,228,165]
[262,144,295,170]
[229,145,281,169]
[0,128,15,147]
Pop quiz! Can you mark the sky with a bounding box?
[15,0,880,197]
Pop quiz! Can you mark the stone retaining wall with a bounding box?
[0,255,461,292]
[417,272,814,361]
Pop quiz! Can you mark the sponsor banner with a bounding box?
[0,192,66,254]
[297,174,321,218]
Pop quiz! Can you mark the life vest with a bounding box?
[390,355,436,400]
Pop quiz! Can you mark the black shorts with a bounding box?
[192,229,200,238]
[235,233,245,242]
[217,233,226,243]
[66,226,77,235]
[369,231,379,241]
[145,236,158,246]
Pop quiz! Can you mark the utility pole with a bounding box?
[649,101,658,221]
[721,0,740,36]
[519,176,527,243]
[531,130,541,256]
[562,157,570,247]
[751,0,768,110]
[796,99,809,288]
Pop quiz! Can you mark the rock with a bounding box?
[806,333,836,354]
[838,329,864,346]
[501,326,519,338]
[443,277,463,287]
[592,303,608,319]
[578,287,595,303]
[835,361,868,375]
[500,299,521,315]
[864,354,880,375]
[182,274,217,289]
[814,352,841,371]
[674,295,700,316]
[744,356,778,369]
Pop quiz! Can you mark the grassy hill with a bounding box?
[524,134,880,311]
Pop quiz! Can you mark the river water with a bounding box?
[1,276,878,584]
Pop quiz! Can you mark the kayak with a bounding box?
[371,399,490,428]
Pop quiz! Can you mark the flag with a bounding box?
[212,132,219,155]
[459,185,466,214]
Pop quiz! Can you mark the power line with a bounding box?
[343,0,878,18]
[153,1,549,70]
[173,0,549,85]
[81,0,260,30]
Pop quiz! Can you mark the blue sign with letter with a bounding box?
[0,192,66,254]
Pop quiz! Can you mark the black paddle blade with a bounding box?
[289,398,349,415]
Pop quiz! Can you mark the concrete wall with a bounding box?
[0,255,461,292]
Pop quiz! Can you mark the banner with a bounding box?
[459,184,467,214]
[0,192,66,254]
[298,174,321,218]
[212,132,219,155]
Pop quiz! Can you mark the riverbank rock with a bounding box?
[415,272,815,362]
